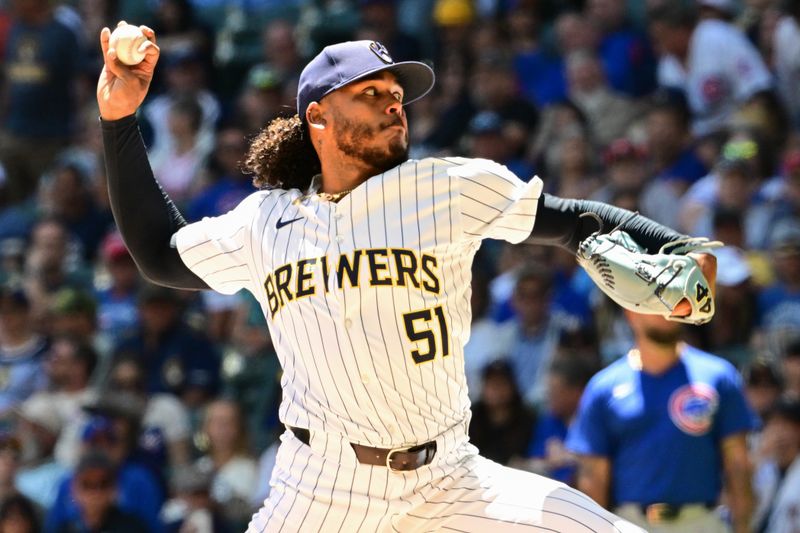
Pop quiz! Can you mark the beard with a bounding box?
[332,112,409,175]
[642,324,682,346]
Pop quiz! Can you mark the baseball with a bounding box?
[109,23,148,66]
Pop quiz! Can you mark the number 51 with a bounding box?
[402,306,449,364]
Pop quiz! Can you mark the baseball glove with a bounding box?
[576,224,722,325]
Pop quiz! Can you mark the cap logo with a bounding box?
[369,41,393,64]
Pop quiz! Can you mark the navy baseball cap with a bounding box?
[296,40,435,121]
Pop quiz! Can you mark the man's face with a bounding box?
[547,375,582,419]
[649,21,689,58]
[764,416,800,469]
[73,467,116,517]
[320,72,409,175]
[32,222,67,268]
[646,109,682,154]
[45,340,76,386]
[512,278,551,328]
[587,0,625,31]
[0,297,29,339]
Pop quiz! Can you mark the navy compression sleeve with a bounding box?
[530,193,687,254]
[101,114,208,290]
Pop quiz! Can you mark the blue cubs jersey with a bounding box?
[566,344,757,506]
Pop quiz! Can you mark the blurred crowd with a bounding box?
[1,0,800,531]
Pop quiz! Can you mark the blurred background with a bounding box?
[1,0,800,531]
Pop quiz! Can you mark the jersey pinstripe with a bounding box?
[175,157,542,448]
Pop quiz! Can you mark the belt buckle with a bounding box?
[645,503,673,525]
[386,445,414,471]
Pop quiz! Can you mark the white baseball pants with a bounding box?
[247,424,646,532]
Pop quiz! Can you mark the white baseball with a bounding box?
[109,23,148,66]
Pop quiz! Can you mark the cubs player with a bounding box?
[566,311,757,532]
[98,26,716,532]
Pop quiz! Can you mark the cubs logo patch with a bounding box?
[668,383,718,436]
[369,41,393,64]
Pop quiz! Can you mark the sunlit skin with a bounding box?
[625,310,685,375]
[305,71,408,195]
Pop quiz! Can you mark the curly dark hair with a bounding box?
[243,115,321,191]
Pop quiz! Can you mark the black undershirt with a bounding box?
[101,115,686,290]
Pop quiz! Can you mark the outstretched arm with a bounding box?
[530,193,717,319]
[529,193,686,254]
[97,23,207,290]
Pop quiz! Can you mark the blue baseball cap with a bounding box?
[296,40,435,121]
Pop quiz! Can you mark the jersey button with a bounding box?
[336,235,344,244]
[360,373,370,384]
[344,318,353,329]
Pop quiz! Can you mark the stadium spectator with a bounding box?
[744,358,783,422]
[106,354,192,468]
[256,18,301,87]
[94,231,139,346]
[639,91,708,226]
[40,161,112,262]
[0,0,82,203]
[160,465,228,533]
[752,398,800,533]
[356,0,421,63]
[14,394,67,510]
[591,138,648,206]
[468,360,536,466]
[233,66,288,138]
[141,46,220,166]
[501,265,571,406]
[516,356,596,485]
[37,335,98,468]
[463,270,514,402]
[47,288,103,353]
[771,1,800,128]
[47,394,165,533]
[195,399,257,531]
[49,450,151,533]
[706,245,757,365]
[464,111,534,181]
[222,294,282,451]
[23,217,93,322]
[113,284,220,402]
[680,137,774,249]
[186,125,254,224]
[0,283,48,417]
[585,0,657,97]
[648,2,774,136]
[149,95,211,205]
[757,219,800,356]
[782,340,800,401]
[0,493,39,533]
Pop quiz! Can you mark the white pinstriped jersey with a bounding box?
[176,157,542,448]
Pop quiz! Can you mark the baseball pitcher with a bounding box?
[97,24,718,532]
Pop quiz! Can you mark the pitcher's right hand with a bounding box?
[96,22,160,121]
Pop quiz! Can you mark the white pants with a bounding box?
[615,503,729,533]
[247,425,645,532]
